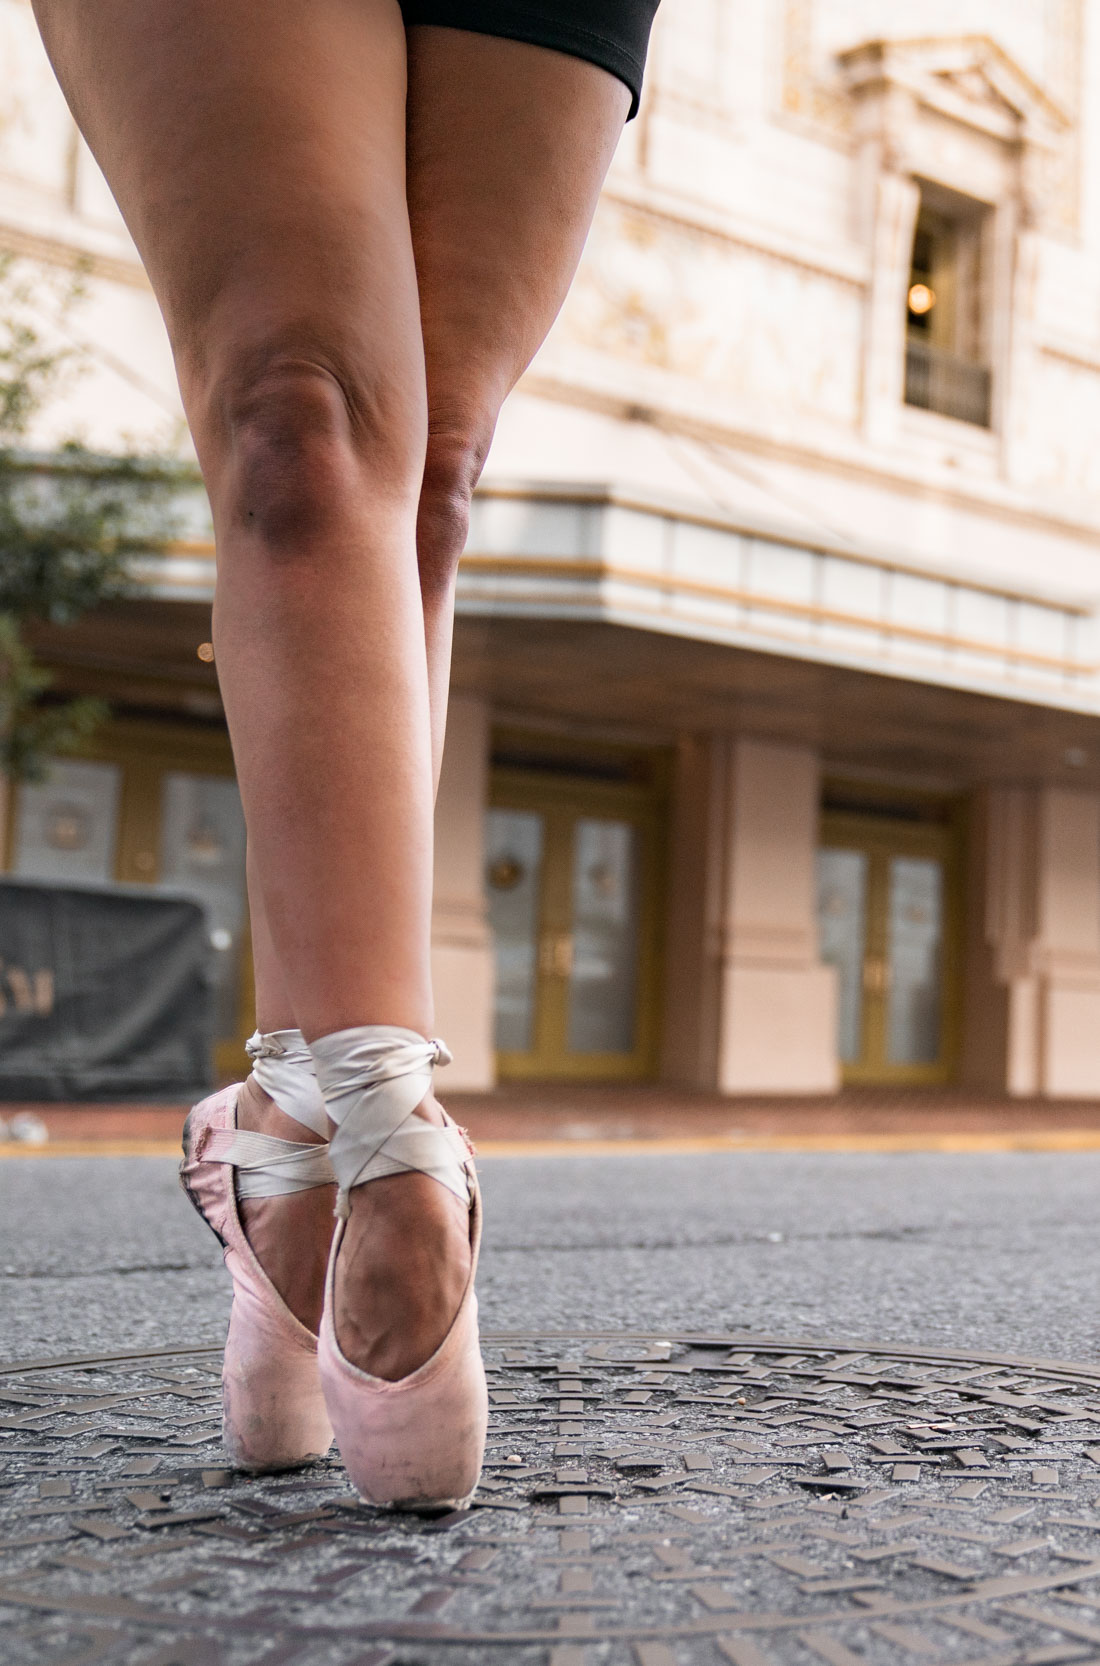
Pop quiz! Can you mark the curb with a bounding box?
[8,1131,1100,1159]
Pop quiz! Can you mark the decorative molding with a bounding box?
[470,481,1091,612]
[601,181,868,288]
[518,366,1100,551]
[839,35,1068,144]
[457,553,1094,680]
[0,220,148,289]
[140,492,1098,690]
[840,34,1070,239]
[781,4,1084,228]
[1040,338,1100,377]
[782,0,847,128]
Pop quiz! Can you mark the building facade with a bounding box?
[3,0,1100,1094]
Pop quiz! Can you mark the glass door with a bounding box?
[158,771,248,1050]
[487,772,662,1080]
[817,812,960,1084]
[9,759,122,884]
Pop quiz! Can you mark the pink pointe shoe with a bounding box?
[180,1030,336,1473]
[311,1026,487,1511]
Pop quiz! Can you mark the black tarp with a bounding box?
[0,877,214,1100]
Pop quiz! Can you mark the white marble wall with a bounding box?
[0,0,187,455]
[528,0,1100,618]
[3,0,1100,628]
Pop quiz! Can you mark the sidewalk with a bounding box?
[3,1081,1100,1155]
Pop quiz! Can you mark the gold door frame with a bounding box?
[820,808,964,1087]
[489,766,666,1082]
[2,717,254,1082]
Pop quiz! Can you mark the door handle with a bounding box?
[539,933,574,978]
[863,958,891,994]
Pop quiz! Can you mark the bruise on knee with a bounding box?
[227,361,362,549]
[202,334,423,553]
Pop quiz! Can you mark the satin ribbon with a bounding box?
[309,1025,468,1215]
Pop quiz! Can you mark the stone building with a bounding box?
[2,0,1100,1095]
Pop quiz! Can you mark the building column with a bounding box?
[859,165,920,449]
[964,785,1100,1097]
[661,734,838,1094]
[431,695,495,1090]
[660,735,726,1087]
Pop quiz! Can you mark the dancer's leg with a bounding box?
[407,28,631,781]
[331,31,632,1371]
[33,0,630,1378]
[30,0,469,1364]
[240,849,332,1333]
[31,0,432,1022]
[241,29,630,1360]
[245,19,626,1022]
[250,850,297,1037]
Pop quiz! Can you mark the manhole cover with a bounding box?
[4,1332,1100,1665]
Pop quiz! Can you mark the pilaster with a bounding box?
[964,784,1100,1096]
[431,696,495,1091]
[716,739,838,1094]
[663,734,838,1094]
[660,734,726,1088]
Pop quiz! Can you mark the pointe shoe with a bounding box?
[180,1034,336,1473]
[319,1164,486,1509]
[311,1026,488,1510]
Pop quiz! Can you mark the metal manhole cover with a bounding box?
[4,1332,1100,1665]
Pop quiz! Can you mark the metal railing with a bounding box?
[905,338,992,428]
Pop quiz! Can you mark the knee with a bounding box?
[200,334,423,551]
[416,429,490,597]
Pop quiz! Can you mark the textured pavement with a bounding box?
[2,1150,1100,1666]
[1,1148,1098,1366]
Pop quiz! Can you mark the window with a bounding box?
[904,188,992,428]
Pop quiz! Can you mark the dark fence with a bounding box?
[0,878,214,1100]
[905,339,992,428]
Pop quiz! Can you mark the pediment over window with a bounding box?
[839,35,1068,151]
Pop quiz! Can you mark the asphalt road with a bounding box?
[3,1148,1100,1666]
[1,1147,1097,1368]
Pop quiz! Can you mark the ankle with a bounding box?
[237,1075,328,1146]
[410,1090,446,1129]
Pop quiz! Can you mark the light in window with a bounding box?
[904,189,991,428]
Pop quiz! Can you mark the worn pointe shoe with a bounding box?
[311,1026,487,1510]
[180,1032,336,1473]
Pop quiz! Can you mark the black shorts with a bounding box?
[399,0,660,118]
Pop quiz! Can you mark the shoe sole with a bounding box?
[388,1490,477,1514]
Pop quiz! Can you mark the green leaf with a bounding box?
[0,258,187,780]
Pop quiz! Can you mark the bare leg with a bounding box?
[408,29,630,781]
[239,30,629,1362]
[334,31,631,1373]
[30,0,468,1370]
[34,0,629,1375]
[237,27,629,1365]
[239,849,333,1333]
[31,0,433,1019]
